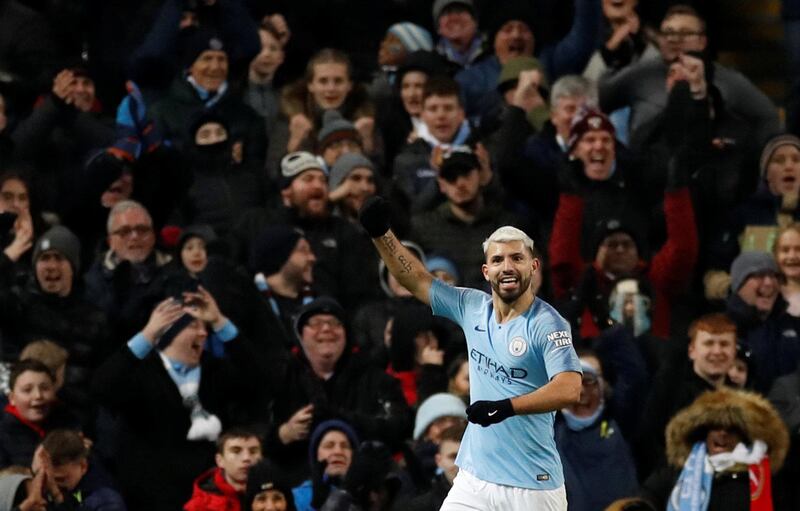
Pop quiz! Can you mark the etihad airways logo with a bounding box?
[470,348,528,384]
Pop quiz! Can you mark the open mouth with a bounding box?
[498,275,519,290]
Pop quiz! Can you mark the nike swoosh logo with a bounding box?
[488,410,498,416]
[474,325,487,332]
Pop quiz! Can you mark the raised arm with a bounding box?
[359,197,434,305]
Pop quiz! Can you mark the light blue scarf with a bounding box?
[668,442,713,511]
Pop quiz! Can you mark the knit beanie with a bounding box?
[432,0,475,22]
[568,106,615,153]
[280,151,326,189]
[414,393,467,440]
[179,26,226,70]
[496,56,547,93]
[759,134,800,179]
[426,254,460,284]
[388,23,434,52]
[33,226,81,273]
[485,0,535,43]
[317,110,360,150]
[329,153,374,191]
[177,224,217,252]
[590,217,642,257]
[245,460,297,511]
[308,419,360,468]
[729,251,779,292]
[249,225,303,276]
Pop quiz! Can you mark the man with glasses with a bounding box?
[84,200,172,342]
[257,296,410,484]
[598,4,779,144]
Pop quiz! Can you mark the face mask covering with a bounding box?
[191,139,231,170]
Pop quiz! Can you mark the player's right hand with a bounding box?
[358,196,392,238]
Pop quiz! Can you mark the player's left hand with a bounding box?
[466,399,515,427]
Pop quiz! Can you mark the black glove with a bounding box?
[358,196,391,238]
[665,154,690,192]
[466,399,515,427]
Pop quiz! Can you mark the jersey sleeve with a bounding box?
[534,313,582,380]
[429,278,483,326]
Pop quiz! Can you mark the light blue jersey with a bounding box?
[430,279,581,490]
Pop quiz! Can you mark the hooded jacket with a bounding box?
[184,467,244,511]
[642,389,789,510]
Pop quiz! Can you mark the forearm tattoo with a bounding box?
[381,234,413,274]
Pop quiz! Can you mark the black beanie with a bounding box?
[590,217,642,257]
[245,460,297,511]
[249,225,304,276]
[178,26,226,70]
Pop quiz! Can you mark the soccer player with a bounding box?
[359,197,582,510]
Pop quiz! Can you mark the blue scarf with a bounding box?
[668,442,713,511]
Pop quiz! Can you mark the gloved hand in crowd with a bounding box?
[359,196,392,238]
[466,398,515,427]
[310,459,336,510]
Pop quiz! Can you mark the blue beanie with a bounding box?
[413,392,467,440]
[426,255,460,284]
[308,419,360,468]
[388,23,433,52]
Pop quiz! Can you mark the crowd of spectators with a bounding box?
[0,0,800,509]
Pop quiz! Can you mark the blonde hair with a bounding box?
[482,226,537,256]
[20,340,68,373]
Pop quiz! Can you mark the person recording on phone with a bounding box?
[360,196,582,510]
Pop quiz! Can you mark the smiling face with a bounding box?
[252,490,288,511]
[9,370,56,424]
[571,130,615,181]
[401,71,427,117]
[317,430,353,477]
[300,313,346,376]
[281,169,329,218]
[420,94,465,143]
[737,271,780,316]
[71,75,96,113]
[340,167,377,214]
[181,237,208,275]
[765,144,800,196]
[482,240,537,304]
[308,62,352,110]
[688,330,736,383]
[776,228,800,281]
[190,49,229,91]
[280,237,316,286]
[216,436,263,490]
[494,20,535,64]
[35,250,73,297]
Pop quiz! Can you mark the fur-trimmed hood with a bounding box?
[280,79,374,129]
[665,388,789,472]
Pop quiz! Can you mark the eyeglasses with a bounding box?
[305,317,343,330]
[111,224,153,238]
[660,30,704,40]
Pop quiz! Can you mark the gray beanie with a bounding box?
[729,251,779,292]
[317,110,359,150]
[280,151,326,189]
[32,226,81,273]
[413,392,466,440]
[759,134,800,179]
[0,474,31,510]
[329,153,374,191]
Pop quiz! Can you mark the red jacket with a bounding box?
[184,467,243,511]
[549,188,698,339]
